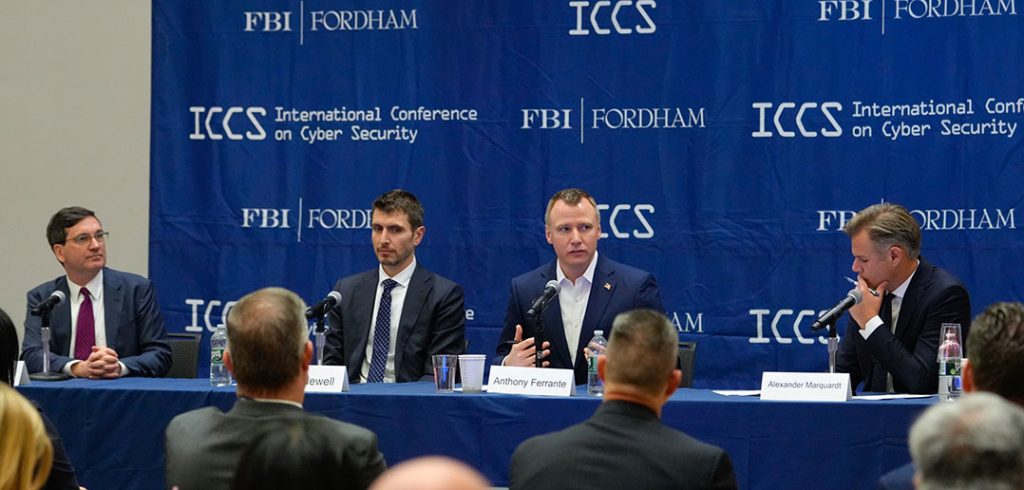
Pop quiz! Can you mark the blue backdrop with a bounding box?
[151,0,1024,388]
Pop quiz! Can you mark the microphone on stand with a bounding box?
[305,291,342,319]
[526,280,561,318]
[811,289,863,330]
[30,291,66,316]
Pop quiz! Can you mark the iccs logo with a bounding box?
[597,204,655,239]
[748,309,833,344]
[751,102,843,138]
[818,0,873,21]
[189,106,267,141]
[569,0,657,36]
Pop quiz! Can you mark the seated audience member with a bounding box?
[909,392,1024,489]
[879,301,1024,489]
[21,206,171,378]
[165,287,386,490]
[510,309,737,490]
[369,457,488,490]
[0,383,52,490]
[232,417,363,490]
[1,308,81,490]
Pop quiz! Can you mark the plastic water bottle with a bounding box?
[587,330,608,396]
[937,326,962,401]
[210,325,230,387]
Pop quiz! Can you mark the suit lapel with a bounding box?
[350,270,379,368]
[52,277,73,355]
[104,270,123,350]
[394,267,432,372]
[578,257,615,369]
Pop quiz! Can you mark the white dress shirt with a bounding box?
[360,257,416,383]
[860,261,918,392]
[556,252,599,367]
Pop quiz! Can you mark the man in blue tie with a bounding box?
[323,190,466,383]
[21,206,171,378]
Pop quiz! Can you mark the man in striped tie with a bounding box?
[21,206,171,378]
[324,190,465,383]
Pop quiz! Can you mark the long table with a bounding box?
[20,379,932,489]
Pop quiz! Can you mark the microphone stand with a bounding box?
[30,310,70,381]
[312,314,328,366]
[527,310,546,368]
[827,321,839,374]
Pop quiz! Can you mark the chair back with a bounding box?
[677,341,696,388]
[166,333,201,378]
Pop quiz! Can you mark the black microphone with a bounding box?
[30,290,67,315]
[811,289,864,330]
[305,291,342,319]
[526,280,561,318]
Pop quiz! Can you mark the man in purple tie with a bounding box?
[323,190,465,383]
[21,206,171,378]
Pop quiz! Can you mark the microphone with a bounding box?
[30,290,67,315]
[305,291,342,319]
[526,280,561,318]
[811,289,864,330]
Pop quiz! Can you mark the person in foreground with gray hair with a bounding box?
[509,309,736,490]
[909,392,1024,490]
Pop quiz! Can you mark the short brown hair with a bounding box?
[373,189,424,229]
[46,206,97,247]
[226,288,308,391]
[968,302,1024,404]
[843,203,921,259]
[604,309,678,396]
[544,188,598,226]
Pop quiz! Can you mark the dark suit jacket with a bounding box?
[878,462,915,490]
[510,400,738,490]
[323,265,465,383]
[21,268,171,377]
[836,259,971,394]
[36,402,80,490]
[496,255,665,385]
[165,398,386,490]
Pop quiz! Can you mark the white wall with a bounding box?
[0,2,151,347]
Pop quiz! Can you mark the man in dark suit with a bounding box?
[878,302,1024,489]
[324,189,465,383]
[836,203,971,394]
[496,188,664,385]
[21,206,170,378]
[165,287,387,490]
[510,309,737,490]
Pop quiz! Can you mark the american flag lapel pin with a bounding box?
[603,282,612,291]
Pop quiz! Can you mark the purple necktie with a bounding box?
[74,288,95,360]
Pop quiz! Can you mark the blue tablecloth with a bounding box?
[20,379,933,489]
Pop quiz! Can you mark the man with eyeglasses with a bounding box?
[21,206,171,378]
[495,188,665,385]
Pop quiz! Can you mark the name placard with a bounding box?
[305,365,349,393]
[14,361,29,387]
[487,366,574,397]
[760,372,851,402]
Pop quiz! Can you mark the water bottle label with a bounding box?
[588,354,597,373]
[211,347,224,363]
[940,360,960,376]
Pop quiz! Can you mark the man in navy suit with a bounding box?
[837,203,971,394]
[496,188,664,385]
[21,206,171,378]
[324,190,465,383]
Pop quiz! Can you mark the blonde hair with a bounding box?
[0,384,52,490]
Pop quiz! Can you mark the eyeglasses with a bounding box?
[66,232,110,246]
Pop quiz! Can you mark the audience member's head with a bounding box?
[231,417,353,490]
[224,287,312,397]
[369,456,488,490]
[1,308,18,386]
[599,309,681,405]
[0,384,53,490]
[964,302,1024,404]
[909,392,1024,490]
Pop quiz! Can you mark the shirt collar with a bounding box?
[67,269,104,302]
[556,251,598,286]
[379,256,416,288]
[244,396,304,410]
[890,260,919,300]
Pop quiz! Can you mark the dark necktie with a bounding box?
[74,288,95,360]
[867,293,895,392]
[367,279,399,382]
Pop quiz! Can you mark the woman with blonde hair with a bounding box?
[0,383,53,490]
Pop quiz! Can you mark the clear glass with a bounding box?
[937,323,962,401]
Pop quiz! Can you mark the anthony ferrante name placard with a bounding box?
[487,366,575,397]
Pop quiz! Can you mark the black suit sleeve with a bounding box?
[120,279,172,377]
[324,280,346,366]
[419,282,466,376]
[495,281,526,363]
[709,450,739,490]
[634,272,666,313]
[36,404,80,490]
